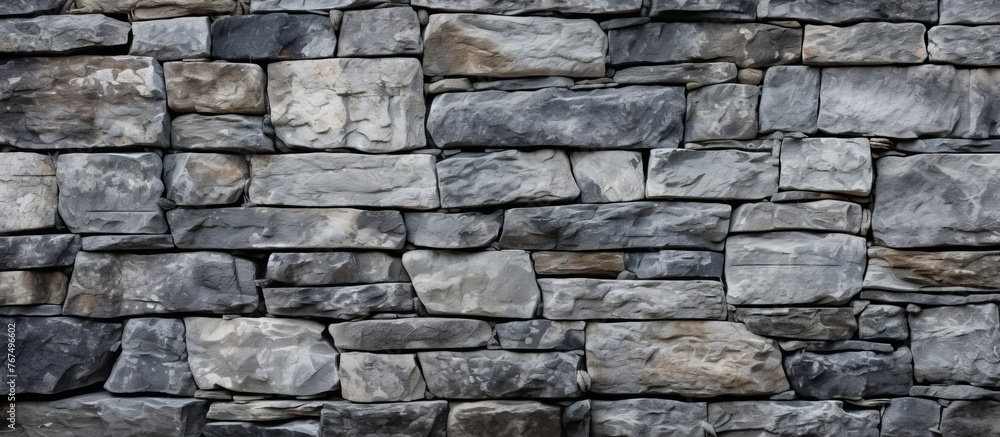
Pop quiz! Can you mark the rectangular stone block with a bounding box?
[321,401,447,437]
[625,250,723,279]
[330,318,492,351]
[493,320,585,351]
[538,278,726,320]
[865,247,1000,292]
[778,138,873,196]
[56,153,167,234]
[531,252,624,277]
[211,13,336,61]
[647,149,778,200]
[759,66,820,134]
[709,401,880,436]
[591,399,707,437]
[650,0,755,19]
[929,25,1000,66]
[129,17,211,61]
[1,0,63,15]
[609,22,800,68]
[263,284,414,319]
[0,234,79,270]
[570,151,645,203]
[164,153,248,206]
[266,252,407,286]
[418,350,582,398]
[412,0,640,14]
[404,212,502,249]
[171,114,275,153]
[67,0,239,19]
[758,0,937,23]
[0,153,57,234]
[165,62,266,114]
[437,150,578,208]
[0,15,129,54]
[338,8,421,56]
[804,23,926,65]
[910,304,1000,386]
[0,271,68,306]
[730,200,863,234]
[941,0,1000,24]
[613,62,737,86]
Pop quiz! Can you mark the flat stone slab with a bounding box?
[941,401,1000,437]
[804,22,927,65]
[67,0,238,19]
[412,0,640,14]
[338,8,421,56]
[929,25,1000,65]
[211,13,336,61]
[0,14,129,54]
[911,385,1000,401]
[531,251,625,277]
[171,114,275,153]
[609,22,801,68]
[625,250,723,279]
[591,399,706,437]
[321,401,448,437]
[647,149,778,200]
[861,290,1000,306]
[437,149,578,208]
[418,350,582,398]
[263,283,414,319]
[897,138,1000,153]
[493,320,586,351]
[0,152,58,234]
[404,212,502,249]
[0,234,79,270]
[1,0,63,15]
[730,200,863,234]
[735,307,858,340]
[19,393,208,436]
[0,271,67,306]
[80,234,175,251]
[2,317,121,394]
[130,17,211,61]
[613,62,737,85]
[329,318,492,351]
[708,401,880,436]
[941,0,1000,24]
[104,318,197,396]
[339,352,425,402]
[882,398,941,437]
[865,247,1000,292]
[779,137,873,196]
[57,153,166,234]
[757,0,938,23]
[784,349,913,399]
[266,252,408,286]
[448,401,561,437]
[910,304,1000,386]
[165,61,266,114]
[538,278,726,320]
[203,421,319,437]
[206,400,324,421]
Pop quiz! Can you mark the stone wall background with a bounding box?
[3,0,1000,435]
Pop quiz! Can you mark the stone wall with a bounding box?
[3,0,1000,435]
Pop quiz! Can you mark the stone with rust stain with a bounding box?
[866,246,1000,292]
[164,153,248,206]
[531,252,624,277]
[0,271,68,306]
[165,62,266,114]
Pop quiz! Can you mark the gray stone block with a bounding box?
[881,398,941,437]
[57,153,166,234]
[804,22,926,65]
[779,137,873,196]
[683,84,759,142]
[736,307,857,340]
[759,66,820,133]
[339,8,422,56]
[19,393,207,436]
[708,401,879,436]
[784,348,913,399]
[610,22,800,68]
[266,252,408,286]
[330,318,492,351]
[448,401,561,437]
[105,318,197,396]
[613,62,737,85]
[730,200,863,234]
[0,271,67,306]
[0,14,128,54]
[494,320,585,350]
[0,153,58,234]
[757,0,937,23]
[418,350,582,398]
[404,212,502,249]
[929,25,1000,66]
[171,114,275,153]
[164,153,247,206]
[647,149,777,200]
[263,283,414,319]
[165,62,266,114]
[339,353,425,403]
[437,149,578,208]
[320,401,447,437]
[591,399,706,437]
[570,151,644,203]
[624,250,723,279]
[858,304,909,341]
[539,278,726,320]
[211,13,336,61]
[130,17,211,61]
[0,234,79,270]
[910,304,1000,385]
[411,0,640,14]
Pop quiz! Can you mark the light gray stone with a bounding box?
[251,0,406,12]
[206,400,324,421]
[266,252,407,286]
[164,153,247,206]
[65,251,257,318]
[784,348,913,399]
[404,212,502,249]
[80,235,175,251]
[725,232,867,305]
[2,317,121,394]
[428,86,685,149]
[952,68,1000,139]
[730,200,863,234]
[0,234,79,270]
[130,17,211,61]
[0,271,67,306]
[941,0,1000,24]
[940,401,1000,437]
[202,421,319,437]
[530,252,624,277]
[684,84,759,142]
[211,13,336,61]
[0,56,168,149]
[910,304,1000,386]
[105,318,197,396]
[168,207,406,250]
[321,401,448,437]
[473,76,574,91]
[339,353,425,403]
[57,153,166,234]
[609,22,801,68]
[779,137,873,196]
[171,114,275,153]
[613,62,737,85]
[339,8,421,56]
[263,283,414,319]
[418,350,582,398]
[0,14,128,54]
[685,138,780,151]
[570,151,644,203]
[268,58,425,153]
[858,304,908,341]
[865,247,1000,292]
[896,138,1000,153]
[929,26,1000,66]
[448,401,561,437]
[759,66,820,133]
[861,290,1000,306]
[165,62,266,114]
[0,153,57,234]
[624,250,723,279]
[185,317,339,396]
[330,318,492,351]
[539,278,726,320]
[494,320,585,350]
[500,202,731,251]
[804,23,926,65]
[412,0,640,14]
[591,399,706,437]
[708,401,880,436]
[757,0,938,23]
[736,307,858,340]
[587,321,789,396]
[646,149,777,200]
[881,398,941,437]
[18,392,207,437]
[437,149,578,208]
[402,250,539,318]
[67,0,238,20]
[779,340,895,354]
[427,78,474,94]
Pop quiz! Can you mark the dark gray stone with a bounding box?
[708,401,880,436]
[0,304,63,317]
[530,251,625,277]
[685,138,780,151]
[80,235,175,251]
[929,26,1000,66]
[253,0,405,11]
[858,304,909,341]
[266,252,408,286]
[418,350,581,399]
[910,304,1000,385]
[263,283,414,319]
[339,8,421,56]
[591,399,706,437]
[650,0,755,20]
[57,153,166,234]
[683,84,760,142]
[329,318,492,351]
[320,401,448,437]
[941,0,1000,24]
[804,22,927,65]
[448,401,561,437]
[953,69,1000,139]
[171,114,275,153]
[758,0,938,23]
[494,320,586,350]
[941,401,1000,437]
[411,0,640,14]
[759,66,820,133]
[472,76,574,91]
[609,22,801,68]
[911,385,1000,401]
[784,348,913,399]
[0,14,129,54]
[437,149,578,208]
[881,398,941,437]
[0,234,79,270]
[129,17,211,61]
[613,62,738,85]
[0,152,57,234]
[404,212,502,249]
[646,149,777,199]
[736,307,858,340]
[562,399,590,437]
[19,392,207,437]
[539,278,726,320]
[779,340,895,354]
[0,271,67,306]
[202,420,320,437]
[211,13,336,61]
[207,400,325,421]
[730,200,864,234]
[164,153,248,206]
[165,61,266,114]
[0,0,64,15]
[624,250,723,279]
[105,318,197,396]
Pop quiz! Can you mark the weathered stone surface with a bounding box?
[0,153,57,234]
[67,0,238,20]
[427,87,685,149]
[171,114,275,153]
[951,69,1000,139]
[736,307,857,340]
[804,23,926,65]
[941,401,1000,437]
[403,250,539,318]
[910,304,1000,385]
[412,0,639,14]
[911,385,1000,401]
[941,0,1000,24]
[185,317,339,396]
[0,14,128,54]
[0,56,168,149]
[448,401,561,437]
[609,22,800,68]
[423,14,604,78]
[539,278,726,320]
[339,8,421,56]
[780,340,895,354]
[500,202,731,251]
[105,318,197,396]
[207,400,324,421]
[250,153,437,209]
[613,62,737,85]
[472,76,574,91]
[0,304,62,316]
[784,349,913,399]
[494,320,585,351]
[0,271,67,306]
[202,420,320,437]
[818,65,961,138]
[338,353,425,403]
[57,153,166,234]
[686,138,780,151]
[865,247,1000,292]
[873,154,1000,247]
[168,207,406,250]
[0,234,79,270]
[929,26,1000,66]
[2,316,121,394]
[591,399,706,437]
[0,0,63,15]
[683,84,759,142]
[624,250,723,279]
[862,290,1000,306]
[569,151,644,203]
[268,58,425,153]
[647,149,777,200]
[65,251,257,318]
[266,252,407,286]
[418,350,582,399]
[427,78,474,94]
[759,66,820,133]
[730,200,863,234]
[330,318,492,351]
[650,0,755,19]
[881,398,941,437]
[165,62,266,114]
[404,212,502,249]
[779,137,873,196]
[211,13,335,61]
[252,0,405,11]
[81,234,175,251]
[896,138,1000,153]
[758,0,937,23]
[19,392,208,437]
[858,305,909,341]
[531,252,624,277]
[437,150,578,208]
[321,401,448,437]
[263,283,414,319]
[709,401,880,436]
[130,17,210,61]
[587,321,788,396]
[726,232,867,305]
[164,153,248,206]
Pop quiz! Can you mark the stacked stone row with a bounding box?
[4,0,1000,436]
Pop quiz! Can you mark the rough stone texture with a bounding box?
[164,153,248,206]
[263,283,414,319]
[81,235,175,251]
[650,0,755,19]
[683,84,760,142]
[130,17,211,61]
[185,317,339,396]
[57,153,166,234]
[165,62,266,114]
[423,14,605,78]
[207,400,324,421]
[339,353,425,403]
[730,200,863,234]
[911,385,1000,400]
[779,137,873,196]
[494,320,586,351]
[0,14,129,54]
[67,0,239,20]
[941,401,1000,437]
[412,0,640,14]
[418,350,582,398]
[404,212,502,249]
[268,58,425,153]
[266,252,408,286]
[952,68,1000,139]
[725,232,867,305]
[873,154,1000,247]
[211,13,336,61]
[0,153,58,234]
[708,401,880,436]
[590,399,707,437]
[339,8,422,56]
[759,66,820,133]
[929,26,1000,66]
[897,138,1000,153]
[0,271,67,306]
[330,318,492,351]
[500,202,731,251]
[320,401,448,437]
[171,114,275,153]
[780,340,895,354]
[428,87,685,149]
[609,22,801,68]
[0,0,63,15]
[402,250,540,318]
[861,290,1000,306]
[539,278,726,320]
[818,65,962,138]
[250,153,438,209]
[910,304,1000,386]
[18,392,208,437]
[0,234,79,270]
[0,56,168,149]
[736,307,858,340]
[251,0,406,12]
[624,250,723,279]
[647,149,777,200]
[202,421,320,437]
[437,149,578,208]
[587,321,789,396]
[858,304,909,341]
[941,0,1000,24]
[882,397,941,437]
[2,316,121,394]
[784,348,913,399]
[531,252,624,277]
[804,23,926,65]
[865,247,1000,292]
[105,318,197,396]
[613,62,737,85]
[570,151,644,203]
[447,401,561,437]
[168,207,406,250]
[757,0,938,23]
[473,76,574,91]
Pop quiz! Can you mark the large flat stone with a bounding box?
[211,13,336,61]
[0,56,168,149]
[164,153,248,206]
[493,320,586,351]
[437,149,578,208]
[759,66,820,134]
[130,17,211,61]
[881,398,941,437]
[266,252,408,286]
[0,153,57,234]
[804,22,927,65]
[539,278,726,320]
[587,321,788,396]
[448,401,561,437]
[67,0,238,19]
[412,0,640,14]
[427,86,685,149]
[339,353,425,403]
[910,304,1000,385]
[418,350,582,398]
[929,26,1000,65]
[683,84,760,142]
[708,401,879,436]
[941,0,1000,24]
[262,283,414,319]
[338,7,421,56]
[609,22,801,68]
[165,62,266,114]
[80,234,174,251]
[757,0,938,23]
[784,349,913,399]
[0,271,67,306]
[646,149,778,200]
[206,400,324,421]
[2,317,121,394]
[105,318,197,396]
[953,69,1000,139]
[404,212,502,249]
[591,399,706,437]
[0,14,129,54]
[625,250,723,279]
[736,307,858,340]
[320,401,447,437]
[203,421,319,437]
[19,392,207,437]
[865,247,1000,292]
[57,153,166,234]
[329,318,492,351]
[779,137,873,195]
[171,114,275,153]
[730,200,863,234]
[0,234,79,270]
